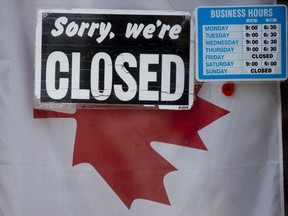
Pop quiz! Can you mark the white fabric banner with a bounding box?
[0,0,284,215]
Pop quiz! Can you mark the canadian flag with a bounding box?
[0,0,284,216]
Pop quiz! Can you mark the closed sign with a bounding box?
[34,9,193,110]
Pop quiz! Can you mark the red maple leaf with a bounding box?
[34,85,229,208]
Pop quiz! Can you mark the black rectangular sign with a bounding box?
[35,9,193,110]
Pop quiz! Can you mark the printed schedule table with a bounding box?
[196,6,287,81]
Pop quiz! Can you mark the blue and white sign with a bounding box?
[196,5,287,81]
